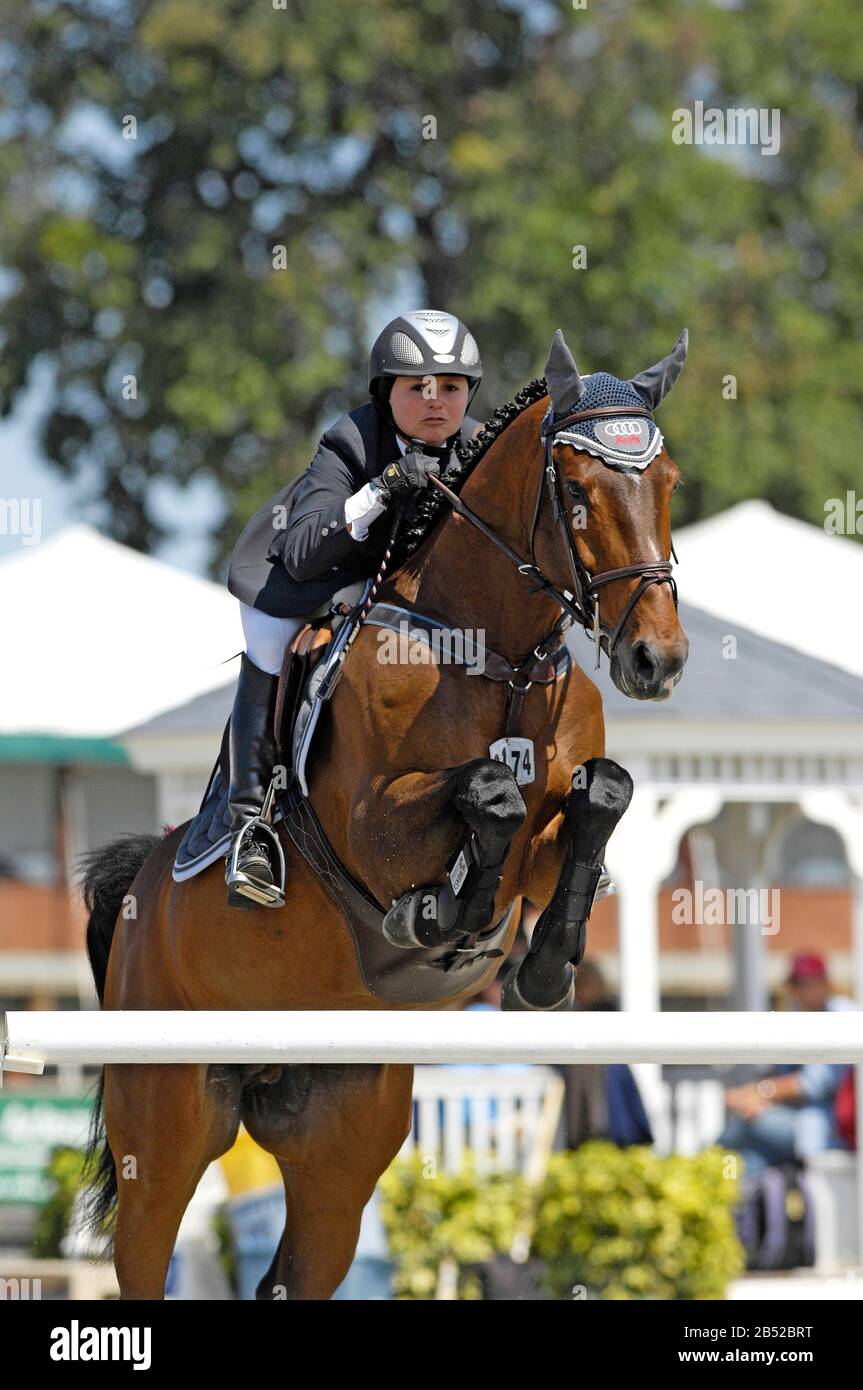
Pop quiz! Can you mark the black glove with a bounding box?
[372,448,441,503]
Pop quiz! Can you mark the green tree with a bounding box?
[0,0,860,571]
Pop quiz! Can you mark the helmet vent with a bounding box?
[390,332,424,365]
[460,333,479,366]
[411,311,450,335]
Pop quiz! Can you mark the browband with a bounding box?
[550,404,654,426]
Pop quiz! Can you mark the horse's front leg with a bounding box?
[377,758,527,949]
[503,758,633,1011]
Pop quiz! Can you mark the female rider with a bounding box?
[224,310,483,907]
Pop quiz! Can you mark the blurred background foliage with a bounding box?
[0,0,860,574]
[380,1143,744,1299]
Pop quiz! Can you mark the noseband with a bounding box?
[429,402,678,670]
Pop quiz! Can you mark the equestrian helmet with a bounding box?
[368,310,483,416]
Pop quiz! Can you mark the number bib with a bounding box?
[488,737,535,786]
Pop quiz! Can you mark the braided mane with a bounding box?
[391,376,548,571]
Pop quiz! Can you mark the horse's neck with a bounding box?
[390,413,562,660]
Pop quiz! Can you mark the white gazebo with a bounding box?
[571,602,863,1015]
[579,500,863,1016]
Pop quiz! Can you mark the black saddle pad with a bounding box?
[173,761,269,881]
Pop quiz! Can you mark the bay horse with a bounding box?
[80,328,689,1298]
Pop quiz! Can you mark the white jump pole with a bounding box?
[2,1010,863,1079]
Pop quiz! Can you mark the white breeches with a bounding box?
[239,602,305,676]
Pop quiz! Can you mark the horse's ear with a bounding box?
[543,329,586,413]
[628,329,689,409]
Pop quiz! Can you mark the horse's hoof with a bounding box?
[500,966,575,1012]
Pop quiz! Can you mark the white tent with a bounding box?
[0,524,242,741]
[674,500,863,679]
[5,502,860,743]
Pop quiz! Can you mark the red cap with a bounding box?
[788,953,827,984]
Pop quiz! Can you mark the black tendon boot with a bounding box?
[224,654,284,908]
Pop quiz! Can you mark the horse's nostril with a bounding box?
[633,642,657,683]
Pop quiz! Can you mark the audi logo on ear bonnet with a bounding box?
[594,418,649,451]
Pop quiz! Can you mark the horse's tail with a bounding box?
[75,831,163,1238]
[78,831,162,1006]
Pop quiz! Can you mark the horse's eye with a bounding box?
[566,481,587,501]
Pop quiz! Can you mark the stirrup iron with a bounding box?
[225,780,286,908]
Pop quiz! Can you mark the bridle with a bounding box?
[429,401,679,671]
[536,402,679,667]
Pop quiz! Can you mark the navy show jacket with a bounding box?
[227,401,482,618]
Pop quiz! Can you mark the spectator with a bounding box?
[716,953,856,1177]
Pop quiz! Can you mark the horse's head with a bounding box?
[532,329,690,701]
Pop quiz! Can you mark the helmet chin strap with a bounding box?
[394,425,457,460]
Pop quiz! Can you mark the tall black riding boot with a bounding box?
[224,653,284,909]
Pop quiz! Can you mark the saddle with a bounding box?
[173,586,363,886]
[275,620,333,777]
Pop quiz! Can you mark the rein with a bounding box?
[430,402,679,671]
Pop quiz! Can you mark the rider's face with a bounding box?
[389,375,470,447]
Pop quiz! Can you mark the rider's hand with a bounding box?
[372,448,441,503]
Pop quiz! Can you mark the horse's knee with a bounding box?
[564,758,633,851]
[576,757,633,814]
[453,758,527,837]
